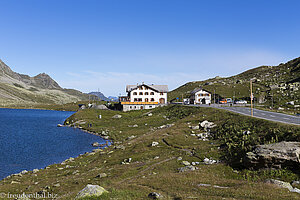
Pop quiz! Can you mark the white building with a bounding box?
[190,88,211,104]
[120,83,168,111]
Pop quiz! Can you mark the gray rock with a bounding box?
[290,187,300,194]
[112,114,122,119]
[190,125,200,130]
[148,192,162,199]
[53,183,61,187]
[92,142,100,147]
[114,145,125,150]
[178,165,197,172]
[127,135,136,140]
[151,142,159,147]
[292,180,300,187]
[75,184,108,199]
[203,158,218,165]
[182,161,190,166]
[200,120,216,129]
[95,173,107,178]
[245,141,300,169]
[265,179,293,191]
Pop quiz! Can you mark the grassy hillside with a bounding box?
[1,105,299,199]
[169,57,300,112]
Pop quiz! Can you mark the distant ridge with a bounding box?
[88,92,110,101]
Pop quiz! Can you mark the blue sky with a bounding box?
[0,0,299,96]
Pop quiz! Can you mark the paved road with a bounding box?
[186,104,300,125]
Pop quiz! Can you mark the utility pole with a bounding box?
[272,91,274,109]
[233,91,235,105]
[214,90,215,106]
[250,80,254,117]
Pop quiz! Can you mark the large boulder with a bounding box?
[200,120,216,129]
[75,184,108,199]
[244,141,300,169]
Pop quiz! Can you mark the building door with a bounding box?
[201,98,206,104]
[159,98,165,104]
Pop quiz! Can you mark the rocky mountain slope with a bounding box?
[0,59,90,106]
[169,57,300,111]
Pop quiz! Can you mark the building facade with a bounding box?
[190,88,211,104]
[120,84,168,111]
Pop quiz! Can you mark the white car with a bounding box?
[235,100,247,104]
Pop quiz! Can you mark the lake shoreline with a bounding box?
[0,108,106,181]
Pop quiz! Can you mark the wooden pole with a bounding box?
[250,80,253,117]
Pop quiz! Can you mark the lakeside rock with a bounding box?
[244,141,300,169]
[92,142,100,147]
[75,184,108,199]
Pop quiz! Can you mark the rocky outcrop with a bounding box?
[244,141,300,169]
[265,179,300,194]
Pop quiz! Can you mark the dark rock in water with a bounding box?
[244,141,300,169]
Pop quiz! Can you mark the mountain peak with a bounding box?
[0,59,61,89]
[32,73,61,89]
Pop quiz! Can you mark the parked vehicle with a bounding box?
[235,100,247,104]
[226,98,233,103]
[220,99,227,104]
[183,98,190,105]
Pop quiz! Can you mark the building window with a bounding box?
[130,106,132,109]
[150,92,154,95]
[149,106,152,108]
[160,92,163,95]
[138,98,142,102]
[139,92,143,95]
[145,92,149,95]
[133,92,137,95]
[145,98,149,102]
[134,106,136,108]
[151,98,155,102]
